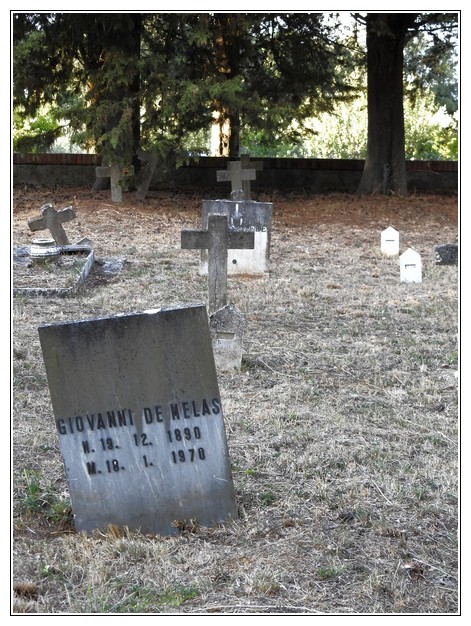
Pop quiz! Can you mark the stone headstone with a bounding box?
[38,305,238,535]
[200,199,272,275]
[28,204,76,245]
[381,226,399,256]
[181,214,255,313]
[95,164,134,203]
[217,161,256,199]
[209,304,245,371]
[400,248,422,283]
[435,243,458,265]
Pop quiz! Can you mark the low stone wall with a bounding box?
[13,153,458,194]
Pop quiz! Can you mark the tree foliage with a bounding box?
[355,11,458,195]
[13,12,359,162]
[13,11,458,188]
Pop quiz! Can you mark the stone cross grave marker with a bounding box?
[200,199,272,275]
[400,248,422,283]
[95,163,134,203]
[381,226,399,256]
[181,214,254,313]
[136,150,159,201]
[28,203,76,245]
[240,154,263,200]
[217,161,256,199]
[38,304,238,535]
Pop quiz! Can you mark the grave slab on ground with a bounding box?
[13,243,95,297]
[38,304,238,535]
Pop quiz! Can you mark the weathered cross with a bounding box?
[135,150,159,201]
[95,163,134,203]
[181,214,255,313]
[240,154,263,200]
[217,161,256,199]
[28,204,76,245]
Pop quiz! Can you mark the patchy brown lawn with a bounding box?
[12,186,458,614]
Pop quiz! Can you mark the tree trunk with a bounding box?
[130,13,142,175]
[358,13,418,196]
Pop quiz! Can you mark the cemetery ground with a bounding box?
[12,185,458,615]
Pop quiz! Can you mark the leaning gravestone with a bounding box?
[200,199,272,275]
[400,248,422,283]
[28,203,77,245]
[38,305,238,535]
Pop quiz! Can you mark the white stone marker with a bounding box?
[400,248,422,283]
[381,226,400,256]
[38,304,238,535]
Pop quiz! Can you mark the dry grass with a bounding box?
[12,187,459,614]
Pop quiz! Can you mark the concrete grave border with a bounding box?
[13,244,95,298]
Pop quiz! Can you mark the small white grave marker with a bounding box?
[400,248,422,283]
[381,226,399,256]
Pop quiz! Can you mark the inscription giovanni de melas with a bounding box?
[57,397,221,477]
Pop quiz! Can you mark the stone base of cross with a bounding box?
[95,163,134,203]
[181,214,255,313]
[28,203,77,245]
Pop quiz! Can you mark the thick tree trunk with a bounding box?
[358,14,418,196]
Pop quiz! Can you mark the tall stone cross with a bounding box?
[240,154,263,200]
[181,214,255,313]
[217,161,256,200]
[95,163,134,203]
[28,204,76,245]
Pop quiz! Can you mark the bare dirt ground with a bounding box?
[12,186,459,614]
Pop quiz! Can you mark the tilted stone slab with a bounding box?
[38,304,238,535]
